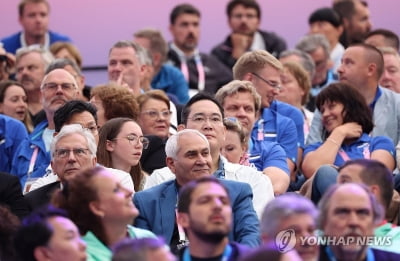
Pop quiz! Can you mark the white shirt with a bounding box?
[29,165,135,192]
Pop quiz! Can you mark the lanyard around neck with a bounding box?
[171,43,205,91]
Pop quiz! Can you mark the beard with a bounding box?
[192,229,227,244]
[189,218,230,244]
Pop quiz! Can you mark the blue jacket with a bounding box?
[0,115,28,173]
[10,120,50,187]
[1,31,71,54]
[133,179,260,248]
[152,64,190,104]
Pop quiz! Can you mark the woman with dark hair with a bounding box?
[97,117,149,192]
[0,80,33,132]
[302,82,395,178]
[52,166,155,261]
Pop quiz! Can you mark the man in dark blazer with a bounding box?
[0,172,30,219]
[134,129,260,254]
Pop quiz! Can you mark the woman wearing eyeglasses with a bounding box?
[97,117,149,192]
[136,90,174,174]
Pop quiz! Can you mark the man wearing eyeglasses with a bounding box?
[145,92,274,218]
[10,68,80,191]
[211,0,287,70]
[25,124,97,212]
[233,50,305,191]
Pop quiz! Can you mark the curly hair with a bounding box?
[90,83,139,121]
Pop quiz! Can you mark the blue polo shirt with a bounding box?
[304,133,395,167]
[248,139,289,174]
[270,100,305,148]
[251,108,298,164]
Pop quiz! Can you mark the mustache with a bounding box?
[20,75,33,82]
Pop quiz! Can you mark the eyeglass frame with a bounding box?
[41,82,77,92]
[111,134,150,149]
[188,113,223,125]
[251,72,282,91]
[54,148,91,159]
[141,110,172,119]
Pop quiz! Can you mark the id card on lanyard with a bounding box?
[23,146,39,194]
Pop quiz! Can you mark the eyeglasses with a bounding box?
[113,134,150,149]
[189,114,223,124]
[82,124,99,135]
[141,110,171,119]
[54,148,90,159]
[231,13,258,20]
[41,82,76,92]
[251,72,282,91]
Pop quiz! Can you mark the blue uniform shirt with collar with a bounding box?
[251,108,298,164]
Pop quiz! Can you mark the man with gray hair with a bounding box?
[15,45,54,124]
[279,49,316,82]
[10,68,80,190]
[261,193,319,261]
[108,40,146,95]
[24,124,97,212]
[318,183,400,260]
[295,34,337,111]
[134,129,260,253]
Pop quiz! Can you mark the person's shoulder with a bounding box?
[273,100,303,116]
[229,242,252,260]
[258,29,287,46]
[48,31,72,42]
[1,114,26,130]
[25,181,59,198]
[371,247,400,259]
[137,179,175,196]
[0,172,19,183]
[211,35,232,52]
[1,32,22,53]
[220,178,252,192]
[128,225,156,239]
